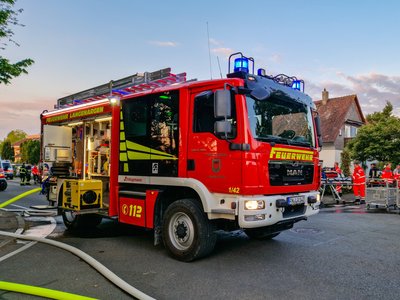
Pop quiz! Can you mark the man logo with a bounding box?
[287,169,302,176]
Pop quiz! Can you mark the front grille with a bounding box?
[269,161,314,186]
[282,204,306,218]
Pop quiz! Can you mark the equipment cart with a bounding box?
[320,173,353,205]
[365,179,398,211]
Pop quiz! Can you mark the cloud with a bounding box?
[0,98,55,140]
[208,38,221,46]
[269,53,283,63]
[308,72,400,117]
[148,41,179,47]
[211,47,235,58]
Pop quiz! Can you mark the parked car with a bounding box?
[0,170,7,191]
[0,160,13,179]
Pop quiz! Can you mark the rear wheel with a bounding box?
[162,199,216,262]
[245,228,281,240]
[62,210,103,231]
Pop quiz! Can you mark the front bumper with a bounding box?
[238,191,320,229]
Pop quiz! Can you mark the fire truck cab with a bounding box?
[40,53,322,261]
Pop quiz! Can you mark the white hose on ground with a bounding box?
[0,230,155,300]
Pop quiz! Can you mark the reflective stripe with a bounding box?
[127,151,150,160]
[120,153,128,161]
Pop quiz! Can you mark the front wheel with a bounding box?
[62,210,103,231]
[162,199,216,262]
[0,180,7,191]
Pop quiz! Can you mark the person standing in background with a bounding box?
[334,162,343,196]
[368,163,380,179]
[19,163,26,186]
[381,162,394,184]
[352,161,366,205]
[392,164,400,179]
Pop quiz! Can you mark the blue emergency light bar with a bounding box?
[228,52,305,92]
[291,80,304,92]
[228,52,254,74]
[234,57,249,73]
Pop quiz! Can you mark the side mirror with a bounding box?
[315,115,322,137]
[314,115,323,148]
[318,136,323,148]
[214,89,233,139]
[214,90,232,118]
[215,121,232,137]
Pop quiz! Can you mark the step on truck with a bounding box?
[40,53,323,261]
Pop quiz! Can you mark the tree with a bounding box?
[0,129,26,157]
[20,139,39,164]
[6,129,26,143]
[346,102,400,165]
[0,0,34,84]
[0,139,13,160]
[340,149,351,177]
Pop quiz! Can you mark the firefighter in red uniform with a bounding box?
[334,162,342,195]
[352,161,366,204]
[381,163,394,184]
[393,164,400,188]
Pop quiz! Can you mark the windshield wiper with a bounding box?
[286,140,311,147]
[256,135,312,148]
[255,136,289,145]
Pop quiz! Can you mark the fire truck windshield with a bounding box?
[246,95,316,148]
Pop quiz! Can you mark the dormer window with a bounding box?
[345,124,358,138]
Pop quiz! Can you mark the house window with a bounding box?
[345,124,358,138]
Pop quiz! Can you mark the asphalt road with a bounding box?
[1,179,400,299]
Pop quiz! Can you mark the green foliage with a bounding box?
[0,139,13,160]
[0,0,34,84]
[0,129,26,158]
[6,129,26,143]
[340,149,351,177]
[20,139,39,164]
[0,57,34,84]
[346,102,400,165]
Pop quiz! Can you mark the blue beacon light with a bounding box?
[292,80,302,91]
[234,57,249,73]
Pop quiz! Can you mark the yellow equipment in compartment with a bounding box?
[62,179,102,211]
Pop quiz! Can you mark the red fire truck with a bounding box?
[40,53,322,261]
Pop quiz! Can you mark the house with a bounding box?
[315,89,366,168]
[12,134,40,162]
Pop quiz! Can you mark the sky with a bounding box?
[1,0,400,140]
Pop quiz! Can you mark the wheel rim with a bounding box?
[64,211,77,223]
[168,212,195,251]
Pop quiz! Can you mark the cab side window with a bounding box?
[193,90,237,138]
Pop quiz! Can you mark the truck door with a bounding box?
[187,90,242,194]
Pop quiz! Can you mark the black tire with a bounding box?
[245,228,280,240]
[162,199,216,262]
[62,210,103,231]
[0,180,7,191]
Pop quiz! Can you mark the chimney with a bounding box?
[322,88,329,105]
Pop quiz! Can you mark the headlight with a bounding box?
[244,200,265,210]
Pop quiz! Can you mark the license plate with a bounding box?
[287,196,305,206]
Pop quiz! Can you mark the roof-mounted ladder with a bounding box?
[56,68,186,109]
